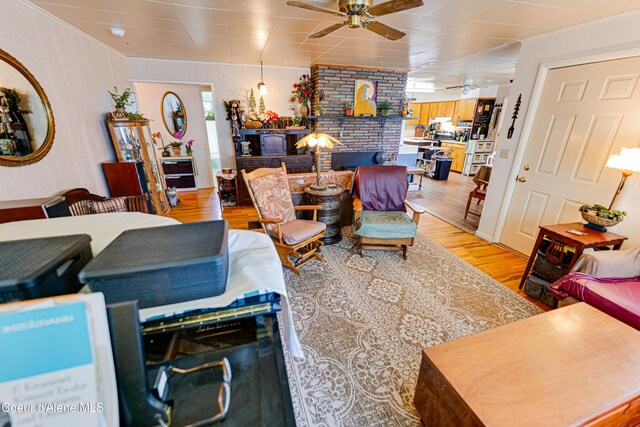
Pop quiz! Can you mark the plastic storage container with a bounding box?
[433,156,453,181]
[79,221,229,309]
[0,235,93,303]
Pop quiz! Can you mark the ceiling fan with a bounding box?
[446,79,487,94]
[286,0,424,41]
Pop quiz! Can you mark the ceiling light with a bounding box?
[257,60,268,96]
[110,27,125,37]
[462,87,470,95]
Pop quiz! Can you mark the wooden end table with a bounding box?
[414,303,640,426]
[518,222,627,290]
[304,185,343,245]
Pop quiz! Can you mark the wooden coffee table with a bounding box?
[414,303,640,426]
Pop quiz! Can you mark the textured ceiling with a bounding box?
[30,0,640,88]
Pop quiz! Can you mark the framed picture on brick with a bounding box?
[354,79,377,117]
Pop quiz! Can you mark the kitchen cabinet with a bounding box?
[407,103,421,124]
[429,103,439,122]
[436,102,447,117]
[443,101,456,117]
[457,99,477,120]
[441,142,466,173]
[419,103,431,124]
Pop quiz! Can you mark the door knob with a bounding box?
[523,164,530,171]
[516,176,527,183]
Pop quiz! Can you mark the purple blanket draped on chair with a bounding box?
[350,166,408,212]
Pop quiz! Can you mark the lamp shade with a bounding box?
[606,147,640,173]
[258,82,268,96]
[295,132,342,150]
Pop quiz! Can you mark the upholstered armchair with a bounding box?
[241,163,326,274]
[351,166,425,259]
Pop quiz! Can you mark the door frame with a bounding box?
[494,46,640,247]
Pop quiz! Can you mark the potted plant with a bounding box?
[291,74,315,117]
[379,101,392,117]
[108,87,133,119]
[287,116,305,130]
[344,101,354,116]
[579,204,627,229]
[185,139,194,156]
[153,132,171,157]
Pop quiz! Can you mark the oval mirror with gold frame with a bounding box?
[161,91,187,137]
[0,49,55,167]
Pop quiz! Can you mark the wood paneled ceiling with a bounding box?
[29,0,640,87]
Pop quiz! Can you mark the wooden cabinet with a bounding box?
[441,142,466,173]
[0,196,69,224]
[105,119,170,215]
[428,103,439,122]
[457,99,477,120]
[443,101,456,117]
[419,103,431,125]
[436,102,447,117]
[407,103,421,124]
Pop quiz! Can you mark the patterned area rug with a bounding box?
[281,228,542,426]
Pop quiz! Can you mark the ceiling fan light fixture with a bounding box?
[462,87,470,95]
[257,60,268,96]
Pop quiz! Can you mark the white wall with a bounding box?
[0,0,130,200]
[127,58,309,170]
[133,82,214,188]
[477,10,640,249]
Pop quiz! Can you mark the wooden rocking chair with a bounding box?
[241,163,327,275]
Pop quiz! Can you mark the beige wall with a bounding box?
[127,57,309,170]
[134,82,214,188]
[0,0,130,200]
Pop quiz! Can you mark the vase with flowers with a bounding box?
[291,74,315,117]
[185,139,194,156]
[153,132,171,157]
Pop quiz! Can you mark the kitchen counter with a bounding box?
[403,137,440,146]
[439,140,467,146]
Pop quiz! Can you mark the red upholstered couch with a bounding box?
[551,274,640,330]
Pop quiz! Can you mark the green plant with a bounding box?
[344,101,354,109]
[169,141,183,148]
[579,204,628,222]
[4,89,21,108]
[108,87,133,109]
[205,110,215,120]
[291,116,303,126]
[125,112,145,121]
[379,101,392,110]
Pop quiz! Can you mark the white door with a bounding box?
[501,56,640,255]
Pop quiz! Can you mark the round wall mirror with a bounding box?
[161,91,187,137]
[0,49,55,167]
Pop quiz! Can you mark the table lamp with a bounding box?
[606,147,640,209]
[295,132,342,191]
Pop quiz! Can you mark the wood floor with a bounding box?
[407,171,481,234]
[168,189,547,310]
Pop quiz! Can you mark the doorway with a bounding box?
[501,56,640,254]
[200,89,221,177]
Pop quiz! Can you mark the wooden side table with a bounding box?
[304,185,343,245]
[414,303,640,426]
[519,222,628,290]
[216,171,239,208]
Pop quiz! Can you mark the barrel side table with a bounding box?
[304,185,343,245]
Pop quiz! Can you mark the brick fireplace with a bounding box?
[310,64,408,171]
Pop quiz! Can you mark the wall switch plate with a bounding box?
[500,148,510,159]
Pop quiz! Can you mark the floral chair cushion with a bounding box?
[248,170,296,232]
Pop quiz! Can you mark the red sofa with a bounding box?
[551,273,640,330]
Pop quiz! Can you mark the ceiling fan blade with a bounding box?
[286,1,347,17]
[446,85,465,90]
[310,22,348,38]
[366,0,424,18]
[364,21,406,41]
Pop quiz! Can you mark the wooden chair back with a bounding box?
[240,162,288,232]
[59,188,148,216]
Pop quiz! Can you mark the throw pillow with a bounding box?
[89,197,128,214]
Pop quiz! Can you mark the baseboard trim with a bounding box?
[474,230,494,242]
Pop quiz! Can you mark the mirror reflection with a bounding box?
[0,49,54,166]
[161,91,187,136]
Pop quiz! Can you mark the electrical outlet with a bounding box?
[500,148,510,159]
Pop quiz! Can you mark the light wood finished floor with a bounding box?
[407,171,481,234]
[168,189,547,310]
